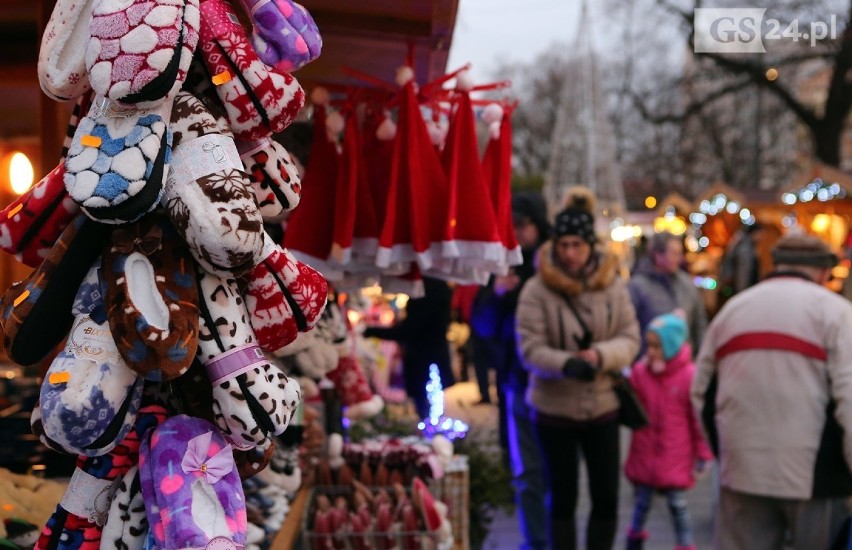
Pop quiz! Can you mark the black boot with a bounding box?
[550,518,577,550]
[586,518,617,550]
[625,529,647,550]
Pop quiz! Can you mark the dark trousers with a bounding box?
[535,418,621,550]
[469,332,495,402]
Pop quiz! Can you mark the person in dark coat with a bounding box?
[363,277,455,418]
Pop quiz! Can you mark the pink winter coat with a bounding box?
[624,344,713,489]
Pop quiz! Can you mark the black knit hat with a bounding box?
[554,186,596,244]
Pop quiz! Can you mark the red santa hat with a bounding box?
[481,102,522,270]
[375,69,457,272]
[284,99,343,279]
[329,107,380,272]
[439,88,505,275]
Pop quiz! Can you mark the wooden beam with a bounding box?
[311,9,432,41]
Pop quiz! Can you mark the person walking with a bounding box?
[623,311,713,550]
[628,231,707,356]
[469,191,552,549]
[691,233,852,550]
[517,187,640,550]
[363,276,455,418]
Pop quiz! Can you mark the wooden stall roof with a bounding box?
[0,0,460,157]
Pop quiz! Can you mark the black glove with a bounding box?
[563,357,597,381]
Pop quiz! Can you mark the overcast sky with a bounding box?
[447,0,622,82]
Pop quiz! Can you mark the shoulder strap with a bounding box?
[560,294,593,350]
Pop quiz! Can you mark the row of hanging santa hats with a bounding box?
[284,64,522,296]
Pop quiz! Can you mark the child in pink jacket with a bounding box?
[624,311,713,550]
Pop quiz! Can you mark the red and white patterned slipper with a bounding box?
[197,0,304,139]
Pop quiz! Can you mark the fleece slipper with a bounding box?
[196,268,302,450]
[0,214,113,366]
[64,95,173,224]
[236,137,301,222]
[34,403,168,550]
[38,259,144,457]
[243,235,327,353]
[164,91,264,277]
[86,0,200,104]
[240,0,321,71]
[38,0,95,101]
[100,466,148,550]
[197,0,304,140]
[0,163,80,268]
[102,213,199,379]
[139,414,247,550]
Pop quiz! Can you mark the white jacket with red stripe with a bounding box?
[692,272,852,500]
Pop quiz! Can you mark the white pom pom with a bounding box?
[488,120,501,140]
[396,66,415,86]
[482,103,504,124]
[311,86,330,106]
[326,110,345,136]
[376,117,397,141]
[456,69,474,91]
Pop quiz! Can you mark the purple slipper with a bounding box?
[139,414,247,550]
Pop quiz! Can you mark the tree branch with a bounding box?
[631,78,753,124]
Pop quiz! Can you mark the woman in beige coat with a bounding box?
[516,189,640,550]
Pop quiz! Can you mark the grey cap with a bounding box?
[771,233,838,268]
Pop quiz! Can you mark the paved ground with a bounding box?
[444,380,716,549]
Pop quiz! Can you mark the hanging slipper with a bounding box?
[101,213,199,379]
[0,214,113,367]
[164,91,265,277]
[139,414,247,550]
[197,0,304,140]
[64,95,174,224]
[34,403,169,550]
[243,235,327,353]
[38,259,144,457]
[38,0,95,101]
[0,163,80,268]
[196,268,302,450]
[100,466,148,550]
[87,0,200,104]
[237,137,302,222]
[240,0,321,71]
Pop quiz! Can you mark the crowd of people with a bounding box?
[385,186,852,550]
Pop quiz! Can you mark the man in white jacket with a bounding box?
[692,233,852,549]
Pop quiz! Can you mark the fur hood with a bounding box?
[537,240,621,297]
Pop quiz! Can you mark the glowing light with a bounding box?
[685,235,699,252]
[699,200,711,213]
[817,188,830,201]
[800,190,815,202]
[726,201,740,214]
[694,276,717,290]
[689,213,707,225]
[346,309,362,326]
[418,363,469,440]
[782,214,798,228]
[782,193,797,205]
[739,208,751,221]
[654,216,687,235]
[698,236,710,248]
[765,67,778,81]
[4,371,13,379]
[644,196,657,209]
[9,152,33,195]
[811,213,832,233]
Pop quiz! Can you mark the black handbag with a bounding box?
[560,294,649,430]
[611,374,649,430]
